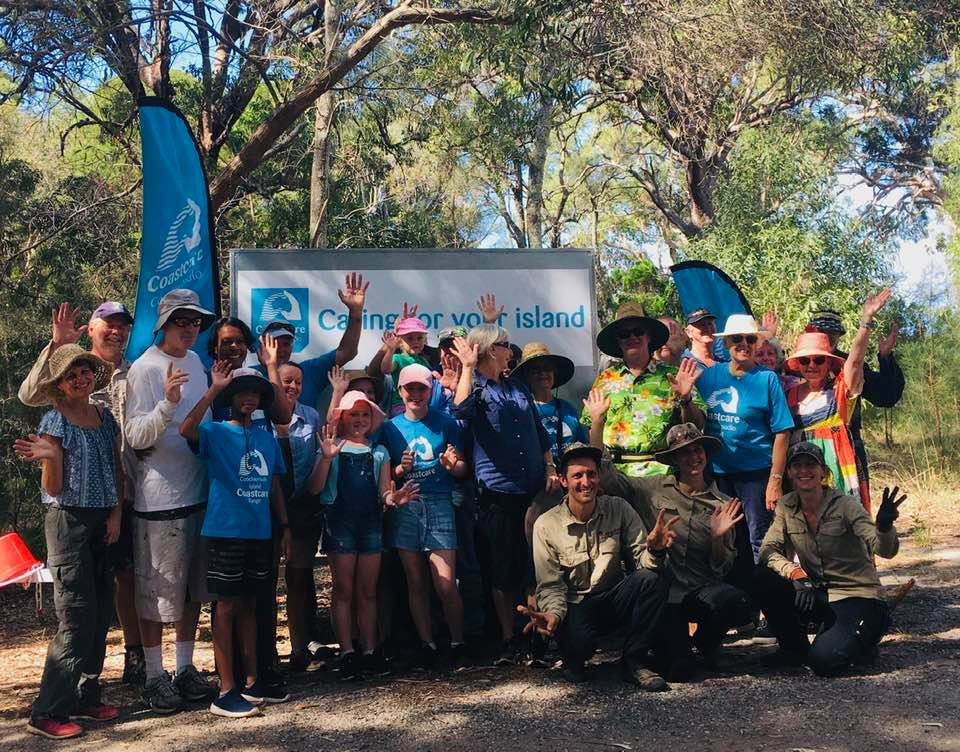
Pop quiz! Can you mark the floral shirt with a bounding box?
[581,361,702,478]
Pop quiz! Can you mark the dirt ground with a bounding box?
[1,526,958,751]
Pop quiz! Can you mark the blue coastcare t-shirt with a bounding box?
[696,363,793,473]
[381,411,463,497]
[535,399,588,464]
[196,421,286,540]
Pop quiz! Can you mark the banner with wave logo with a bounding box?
[670,260,752,362]
[127,98,221,363]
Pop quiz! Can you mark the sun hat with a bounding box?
[714,314,767,340]
[685,308,716,326]
[510,342,575,388]
[395,317,428,337]
[654,422,723,465]
[398,363,434,389]
[91,301,133,325]
[596,302,670,357]
[437,325,468,345]
[153,289,216,333]
[344,369,385,404]
[784,332,845,374]
[329,390,386,434]
[220,367,275,409]
[558,441,603,471]
[787,441,826,466]
[263,320,296,339]
[36,344,114,405]
[807,308,846,335]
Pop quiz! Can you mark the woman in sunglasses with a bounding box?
[783,290,892,511]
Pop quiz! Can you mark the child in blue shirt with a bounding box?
[181,365,290,719]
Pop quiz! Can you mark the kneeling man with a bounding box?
[520,443,677,689]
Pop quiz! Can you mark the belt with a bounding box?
[609,447,657,464]
[132,502,207,521]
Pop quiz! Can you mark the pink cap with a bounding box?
[395,317,428,336]
[398,363,434,389]
[328,390,385,434]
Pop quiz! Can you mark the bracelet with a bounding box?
[859,319,875,329]
[677,395,693,406]
[771,473,783,481]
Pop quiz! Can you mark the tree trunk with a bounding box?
[309,0,339,249]
[523,97,553,249]
[685,159,716,234]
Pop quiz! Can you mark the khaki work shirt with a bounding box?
[759,488,899,602]
[533,494,665,622]
[600,462,737,603]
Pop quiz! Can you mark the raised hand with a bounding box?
[328,365,351,393]
[51,303,85,346]
[319,424,345,460]
[438,350,461,391]
[476,292,505,324]
[259,332,280,367]
[385,480,420,507]
[451,336,478,369]
[516,604,560,637]
[878,321,899,358]
[710,498,744,538]
[338,272,369,316]
[875,485,907,532]
[382,330,401,352]
[13,433,60,462]
[210,359,233,390]
[164,361,189,403]
[862,287,892,322]
[401,302,419,320]
[666,357,703,400]
[439,444,461,474]
[647,509,680,551]
[760,310,780,338]
[399,448,415,476]
[582,388,611,424]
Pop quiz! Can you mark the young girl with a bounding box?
[310,391,418,679]
[14,344,122,740]
[381,317,430,416]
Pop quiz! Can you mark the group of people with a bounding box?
[12,275,908,740]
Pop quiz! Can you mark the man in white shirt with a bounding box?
[124,289,217,713]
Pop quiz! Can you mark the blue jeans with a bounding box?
[715,469,772,564]
[388,494,457,552]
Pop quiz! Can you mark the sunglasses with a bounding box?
[616,327,649,340]
[728,334,758,345]
[493,340,511,349]
[171,316,203,328]
[797,356,827,366]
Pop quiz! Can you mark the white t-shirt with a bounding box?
[124,345,210,512]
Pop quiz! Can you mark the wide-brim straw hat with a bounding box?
[510,342,575,388]
[329,390,386,434]
[784,332,845,374]
[714,313,767,340]
[220,367,275,409]
[654,422,723,464]
[345,369,385,404]
[36,344,114,405]
[596,303,670,357]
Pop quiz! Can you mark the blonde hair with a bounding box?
[466,324,510,362]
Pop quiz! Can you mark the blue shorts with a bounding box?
[388,495,457,552]
[322,512,382,555]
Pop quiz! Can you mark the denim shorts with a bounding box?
[388,494,457,552]
[322,513,382,555]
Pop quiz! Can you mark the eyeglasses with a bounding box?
[171,316,203,328]
[728,334,758,345]
[616,327,649,340]
[797,356,827,366]
[493,340,511,349]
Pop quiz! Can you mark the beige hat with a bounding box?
[510,342,575,388]
[36,345,114,405]
[714,314,767,340]
[153,288,216,333]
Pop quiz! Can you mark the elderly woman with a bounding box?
[694,314,793,566]
[784,290,891,511]
[601,423,751,678]
[754,442,904,676]
[452,324,556,666]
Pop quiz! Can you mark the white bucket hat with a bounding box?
[714,314,767,340]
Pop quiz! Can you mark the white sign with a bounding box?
[232,250,596,372]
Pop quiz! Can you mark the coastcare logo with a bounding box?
[705,386,742,425]
[147,198,205,294]
[239,449,269,477]
[251,288,309,353]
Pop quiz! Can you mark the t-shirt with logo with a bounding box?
[381,411,463,497]
[535,399,588,464]
[195,421,286,540]
[696,363,793,473]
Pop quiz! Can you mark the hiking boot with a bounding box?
[142,671,183,714]
[122,646,146,686]
[70,703,120,722]
[620,661,668,692]
[26,719,84,739]
[336,651,361,681]
[173,664,217,701]
[241,680,290,705]
[210,688,261,718]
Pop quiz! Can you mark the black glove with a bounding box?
[793,577,821,614]
[876,485,906,532]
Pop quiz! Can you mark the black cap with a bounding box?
[686,308,716,325]
[787,441,825,466]
[263,320,296,338]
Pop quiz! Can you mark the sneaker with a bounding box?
[528,632,550,668]
[122,646,146,686]
[210,688,262,718]
[173,664,217,701]
[241,680,290,705]
[724,622,756,642]
[494,638,521,667]
[361,650,391,677]
[450,643,471,671]
[70,703,120,722]
[412,643,438,672]
[620,661,669,692]
[142,672,184,714]
[26,718,84,739]
[335,651,361,681]
[751,621,778,646]
[289,650,326,673]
